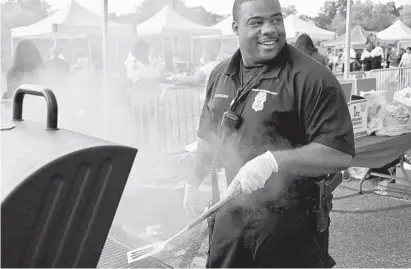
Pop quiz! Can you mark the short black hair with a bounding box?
[232,0,280,22]
[232,0,257,22]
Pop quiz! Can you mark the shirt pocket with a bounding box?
[243,87,298,148]
[208,90,233,116]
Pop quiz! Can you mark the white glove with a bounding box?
[229,151,279,195]
[183,183,202,218]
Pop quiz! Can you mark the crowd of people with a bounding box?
[321,44,411,73]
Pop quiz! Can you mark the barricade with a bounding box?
[127,87,204,157]
[367,67,411,102]
[334,67,411,102]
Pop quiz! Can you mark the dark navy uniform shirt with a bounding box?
[197,44,355,203]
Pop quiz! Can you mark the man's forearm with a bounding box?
[187,139,214,187]
[272,143,353,177]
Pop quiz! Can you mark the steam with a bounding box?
[205,122,296,210]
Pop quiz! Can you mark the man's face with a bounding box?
[232,0,286,65]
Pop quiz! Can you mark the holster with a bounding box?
[314,172,342,232]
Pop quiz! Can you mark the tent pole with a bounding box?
[10,37,14,57]
[102,0,109,139]
[115,39,119,61]
[344,0,352,79]
[190,37,194,63]
[87,37,92,70]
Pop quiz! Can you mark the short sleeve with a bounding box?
[197,71,219,144]
[302,80,355,157]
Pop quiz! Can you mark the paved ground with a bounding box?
[99,160,411,268]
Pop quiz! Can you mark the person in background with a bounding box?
[399,48,406,62]
[361,43,374,71]
[4,40,45,99]
[388,48,401,68]
[294,33,328,67]
[175,47,224,87]
[72,52,90,72]
[399,47,411,67]
[341,45,357,72]
[163,38,174,73]
[46,46,70,74]
[370,41,384,70]
[183,0,354,267]
[124,40,163,150]
[125,40,161,86]
[325,47,333,70]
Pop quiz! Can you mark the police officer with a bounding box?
[183,0,355,267]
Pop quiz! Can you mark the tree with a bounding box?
[330,0,397,35]
[386,1,401,17]
[1,0,49,29]
[313,0,347,30]
[330,13,346,34]
[282,5,297,17]
[399,4,411,27]
[298,15,312,22]
[351,1,396,32]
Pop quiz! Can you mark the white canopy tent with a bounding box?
[136,5,220,37]
[11,0,134,39]
[284,15,335,41]
[377,20,411,41]
[136,5,220,62]
[322,25,376,48]
[10,0,133,139]
[198,14,336,42]
[213,15,235,38]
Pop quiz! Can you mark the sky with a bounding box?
[45,0,411,17]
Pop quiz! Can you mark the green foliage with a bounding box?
[313,0,409,34]
[399,5,411,27]
[282,5,297,17]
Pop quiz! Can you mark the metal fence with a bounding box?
[125,87,204,157]
[105,67,411,157]
[334,67,411,102]
[367,67,411,102]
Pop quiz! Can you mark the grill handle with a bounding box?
[13,85,58,130]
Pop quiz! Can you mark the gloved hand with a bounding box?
[183,183,202,218]
[227,151,279,195]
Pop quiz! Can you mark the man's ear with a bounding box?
[232,21,239,36]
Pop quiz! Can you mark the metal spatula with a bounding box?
[127,188,242,264]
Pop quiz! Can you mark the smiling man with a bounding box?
[183,0,355,267]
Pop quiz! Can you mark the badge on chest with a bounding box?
[252,91,267,112]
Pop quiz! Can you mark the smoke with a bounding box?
[215,124,297,211]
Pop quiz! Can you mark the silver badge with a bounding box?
[252,91,267,112]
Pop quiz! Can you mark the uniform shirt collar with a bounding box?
[225,44,288,79]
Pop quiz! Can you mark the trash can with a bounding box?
[1,85,138,268]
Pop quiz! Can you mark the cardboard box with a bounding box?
[339,81,353,102]
[338,78,377,96]
[348,95,368,138]
[356,78,377,94]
